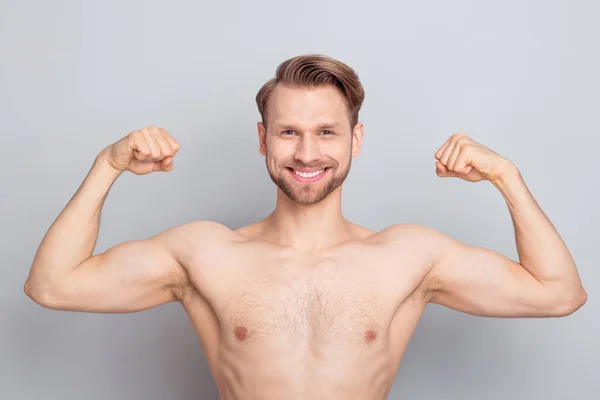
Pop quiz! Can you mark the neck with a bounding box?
[262,186,351,251]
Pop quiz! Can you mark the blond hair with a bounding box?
[256,54,365,129]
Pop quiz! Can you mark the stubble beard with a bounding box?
[266,152,352,205]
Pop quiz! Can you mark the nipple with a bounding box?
[365,329,377,343]
[234,326,248,341]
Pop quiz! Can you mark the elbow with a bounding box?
[24,278,61,309]
[551,286,588,317]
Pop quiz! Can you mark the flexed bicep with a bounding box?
[423,231,572,318]
[27,231,188,313]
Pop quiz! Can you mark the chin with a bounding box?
[290,192,330,205]
[282,183,329,205]
[266,162,349,205]
[286,178,343,205]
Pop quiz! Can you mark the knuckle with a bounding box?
[129,131,144,147]
[135,135,147,147]
[130,130,141,139]
[456,136,471,147]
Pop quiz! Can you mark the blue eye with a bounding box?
[281,130,333,135]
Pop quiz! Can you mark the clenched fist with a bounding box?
[103,126,180,175]
[434,133,514,183]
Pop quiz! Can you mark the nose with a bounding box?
[294,135,322,165]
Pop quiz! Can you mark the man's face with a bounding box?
[258,84,364,205]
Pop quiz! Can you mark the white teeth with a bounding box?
[294,169,325,178]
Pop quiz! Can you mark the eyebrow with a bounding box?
[274,121,342,130]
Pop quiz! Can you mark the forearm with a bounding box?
[491,164,584,290]
[26,150,122,287]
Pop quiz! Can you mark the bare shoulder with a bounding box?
[161,220,243,258]
[166,220,240,242]
[375,223,462,266]
[152,220,242,271]
[372,223,458,295]
[156,220,243,301]
[371,223,444,247]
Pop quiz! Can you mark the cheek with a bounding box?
[269,146,296,165]
[332,144,353,162]
[265,151,287,171]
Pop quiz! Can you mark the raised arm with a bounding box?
[420,133,586,318]
[24,126,192,313]
[421,227,585,318]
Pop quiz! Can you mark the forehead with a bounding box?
[268,84,349,127]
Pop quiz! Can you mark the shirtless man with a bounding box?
[24,54,587,399]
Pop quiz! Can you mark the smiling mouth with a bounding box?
[292,168,326,177]
[287,167,329,182]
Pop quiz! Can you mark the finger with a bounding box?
[435,161,458,178]
[153,156,174,172]
[453,148,473,174]
[159,128,180,154]
[461,165,474,175]
[141,128,162,160]
[149,127,174,157]
[439,138,457,166]
[434,137,453,160]
[130,131,152,161]
[447,142,464,171]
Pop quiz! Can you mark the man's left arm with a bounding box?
[421,133,587,318]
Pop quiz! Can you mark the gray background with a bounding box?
[1,0,598,399]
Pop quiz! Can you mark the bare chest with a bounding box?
[212,254,413,347]
[225,283,384,346]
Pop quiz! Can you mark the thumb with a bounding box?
[435,162,458,178]
[153,156,174,172]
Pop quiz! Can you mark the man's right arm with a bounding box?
[24,126,199,313]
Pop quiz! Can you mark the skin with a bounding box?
[24,83,587,400]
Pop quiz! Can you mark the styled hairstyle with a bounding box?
[255,54,365,130]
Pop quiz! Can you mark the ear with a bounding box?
[351,122,364,157]
[257,122,267,156]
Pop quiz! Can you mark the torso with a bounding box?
[177,221,433,400]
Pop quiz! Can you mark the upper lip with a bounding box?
[291,167,327,172]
